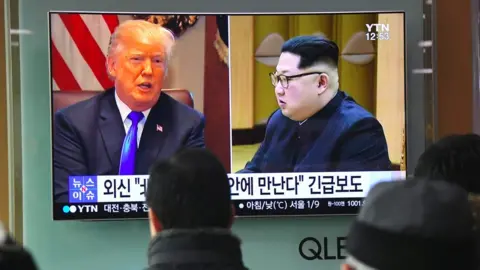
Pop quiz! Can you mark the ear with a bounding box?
[148,209,163,237]
[316,73,329,94]
[106,56,117,78]
[228,204,236,229]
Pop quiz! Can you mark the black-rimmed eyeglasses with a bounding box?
[269,72,324,88]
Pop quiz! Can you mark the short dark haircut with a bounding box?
[281,35,339,69]
[414,134,480,193]
[146,148,232,229]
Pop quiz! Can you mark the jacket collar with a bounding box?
[148,228,246,268]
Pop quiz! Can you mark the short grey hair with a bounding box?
[106,19,176,77]
[311,61,339,91]
[345,255,378,270]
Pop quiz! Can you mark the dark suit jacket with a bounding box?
[238,90,391,173]
[53,89,205,202]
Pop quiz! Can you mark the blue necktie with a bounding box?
[119,111,144,175]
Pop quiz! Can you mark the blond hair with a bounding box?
[106,19,175,77]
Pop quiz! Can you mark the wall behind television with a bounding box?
[158,16,206,113]
[14,1,425,270]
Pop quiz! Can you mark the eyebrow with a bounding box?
[275,69,290,75]
[128,52,164,58]
[128,48,164,53]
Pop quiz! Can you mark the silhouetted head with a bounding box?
[414,134,480,193]
[344,178,477,270]
[146,148,234,236]
[0,221,38,270]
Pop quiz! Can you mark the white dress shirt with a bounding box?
[114,92,151,147]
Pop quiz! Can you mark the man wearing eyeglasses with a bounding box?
[53,20,205,203]
[238,35,391,173]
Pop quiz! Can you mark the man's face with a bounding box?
[273,52,324,121]
[108,29,168,111]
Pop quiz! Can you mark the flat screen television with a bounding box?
[50,11,406,220]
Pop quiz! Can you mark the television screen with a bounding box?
[50,11,406,220]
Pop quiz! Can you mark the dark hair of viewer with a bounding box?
[281,35,339,69]
[414,134,480,193]
[146,148,232,230]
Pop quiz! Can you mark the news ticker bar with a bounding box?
[54,198,365,220]
[54,202,148,220]
[67,171,406,204]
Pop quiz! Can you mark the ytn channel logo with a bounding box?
[365,23,390,41]
[62,205,98,214]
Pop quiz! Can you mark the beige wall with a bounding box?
[230,16,254,129]
[118,15,206,112]
[164,16,206,113]
[375,13,405,165]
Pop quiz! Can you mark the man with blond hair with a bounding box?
[53,19,205,203]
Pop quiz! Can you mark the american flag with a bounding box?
[50,13,122,92]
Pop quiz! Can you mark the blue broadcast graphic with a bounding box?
[68,176,98,203]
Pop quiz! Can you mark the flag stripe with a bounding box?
[102,14,120,34]
[51,14,103,91]
[80,14,112,57]
[59,13,112,90]
[52,79,60,91]
[50,13,120,92]
[51,41,82,91]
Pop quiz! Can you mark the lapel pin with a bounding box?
[156,124,163,132]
